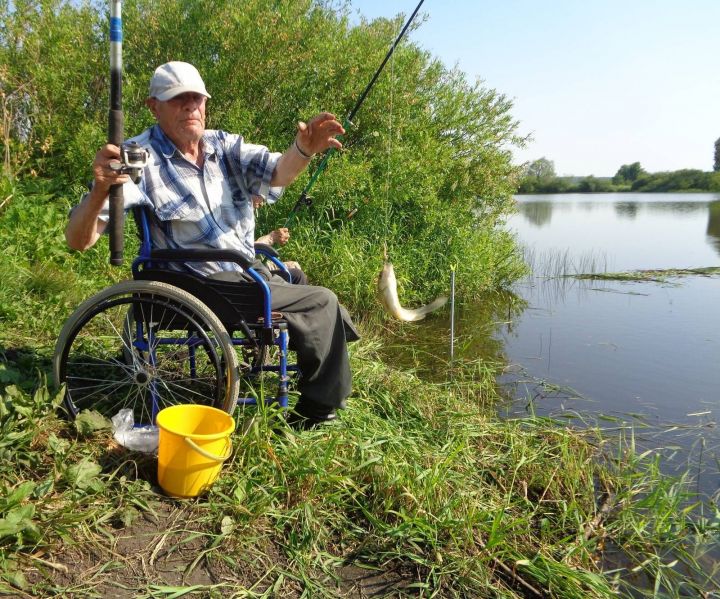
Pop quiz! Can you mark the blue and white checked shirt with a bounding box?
[97,124,284,276]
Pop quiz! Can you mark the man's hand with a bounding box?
[65,144,128,251]
[271,113,345,187]
[270,227,290,246]
[295,112,345,157]
[92,144,130,196]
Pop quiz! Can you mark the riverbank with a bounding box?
[518,168,720,194]
[2,328,716,597]
[1,184,716,595]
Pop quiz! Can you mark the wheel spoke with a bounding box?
[157,378,220,402]
[58,285,238,426]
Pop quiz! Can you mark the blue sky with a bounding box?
[350,0,720,177]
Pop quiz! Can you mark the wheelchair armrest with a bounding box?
[150,248,254,270]
[253,243,294,283]
[254,243,279,258]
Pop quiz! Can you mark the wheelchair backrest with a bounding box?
[132,205,154,261]
[129,205,273,329]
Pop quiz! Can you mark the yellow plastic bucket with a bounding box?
[156,404,235,498]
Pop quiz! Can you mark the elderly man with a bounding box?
[65,61,358,428]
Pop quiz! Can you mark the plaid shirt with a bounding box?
[98,124,284,276]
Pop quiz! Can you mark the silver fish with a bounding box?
[377,262,448,322]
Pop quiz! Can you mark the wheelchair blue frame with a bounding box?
[129,207,297,410]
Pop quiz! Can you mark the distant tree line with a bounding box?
[519,149,720,194]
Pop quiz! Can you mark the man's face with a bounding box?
[147,92,207,148]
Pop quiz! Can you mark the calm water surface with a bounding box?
[384,193,720,495]
[382,192,720,591]
[501,193,720,496]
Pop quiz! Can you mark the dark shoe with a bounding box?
[287,397,337,431]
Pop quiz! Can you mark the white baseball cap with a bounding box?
[148,61,211,101]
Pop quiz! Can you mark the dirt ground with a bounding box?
[14,499,414,598]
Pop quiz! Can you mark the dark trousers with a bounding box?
[209,265,359,409]
[276,267,308,286]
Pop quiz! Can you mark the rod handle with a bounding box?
[108,107,124,265]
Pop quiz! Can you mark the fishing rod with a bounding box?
[283,0,425,228]
[107,0,124,265]
[106,0,147,266]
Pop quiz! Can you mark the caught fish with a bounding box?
[378,261,448,322]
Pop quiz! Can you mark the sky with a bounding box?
[350,0,720,177]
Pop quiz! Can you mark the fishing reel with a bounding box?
[109,141,149,184]
[294,192,313,210]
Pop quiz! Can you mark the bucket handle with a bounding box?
[184,437,232,462]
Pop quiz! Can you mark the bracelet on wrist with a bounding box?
[294,139,313,160]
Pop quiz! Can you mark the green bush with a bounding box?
[631,169,720,192]
[1,0,525,310]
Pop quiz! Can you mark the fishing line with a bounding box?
[283,0,425,228]
[383,17,398,261]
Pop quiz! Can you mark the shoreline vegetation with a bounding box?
[570,266,720,283]
[1,1,718,597]
[0,339,702,596]
[518,159,720,194]
[1,186,718,597]
[522,245,720,284]
[2,285,719,597]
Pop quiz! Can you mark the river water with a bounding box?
[383,192,720,496]
[500,193,720,498]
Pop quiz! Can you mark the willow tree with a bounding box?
[0,0,527,310]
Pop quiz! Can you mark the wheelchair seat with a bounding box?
[134,266,268,328]
[53,206,297,427]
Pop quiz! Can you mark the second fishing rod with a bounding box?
[283,0,425,228]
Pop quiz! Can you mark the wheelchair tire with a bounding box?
[54,280,240,426]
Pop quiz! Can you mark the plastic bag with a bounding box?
[111,408,159,453]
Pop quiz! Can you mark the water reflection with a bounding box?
[645,201,709,214]
[380,289,524,382]
[518,199,719,228]
[518,201,553,226]
[707,200,720,255]
[505,194,720,498]
[511,194,719,271]
[614,202,639,218]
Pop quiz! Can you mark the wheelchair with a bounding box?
[53,207,297,427]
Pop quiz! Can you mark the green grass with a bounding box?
[1,179,718,596]
[571,267,720,284]
[1,337,718,596]
[522,246,609,279]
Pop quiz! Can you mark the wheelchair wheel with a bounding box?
[54,280,240,426]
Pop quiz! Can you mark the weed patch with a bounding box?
[0,335,716,596]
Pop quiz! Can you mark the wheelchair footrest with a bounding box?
[237,396,289,408]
